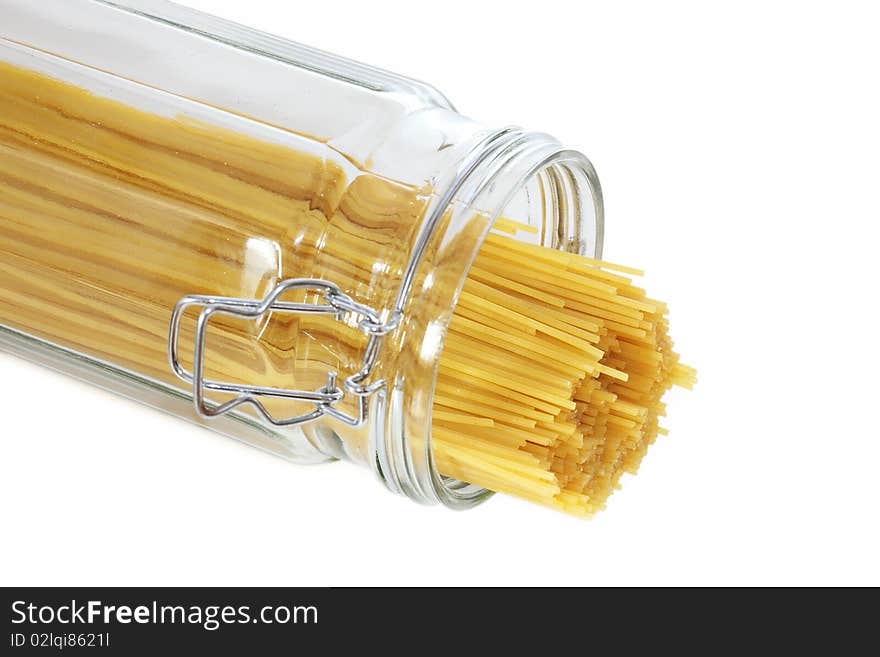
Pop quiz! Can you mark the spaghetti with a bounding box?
[0,61,694,516]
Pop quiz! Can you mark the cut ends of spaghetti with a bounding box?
[433,224,695,517]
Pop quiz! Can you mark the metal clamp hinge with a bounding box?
[168,278,399,428]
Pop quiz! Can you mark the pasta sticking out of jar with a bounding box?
[0,0,695,516]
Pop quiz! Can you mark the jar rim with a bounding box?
[374,128,605,509]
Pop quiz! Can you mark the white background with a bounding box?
[1,0,878,586]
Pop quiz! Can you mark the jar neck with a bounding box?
[372,127,604,508]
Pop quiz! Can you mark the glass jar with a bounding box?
[0,0,603,509]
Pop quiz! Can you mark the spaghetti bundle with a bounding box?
[0,61,693,516]
[434,226,695,515]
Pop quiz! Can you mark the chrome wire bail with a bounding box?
[167,278,398,428]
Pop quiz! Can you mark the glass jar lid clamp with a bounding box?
[168,278,400,428]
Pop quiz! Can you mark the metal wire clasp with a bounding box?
[167,278,399,428]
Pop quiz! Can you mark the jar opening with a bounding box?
[377,130,604,509]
